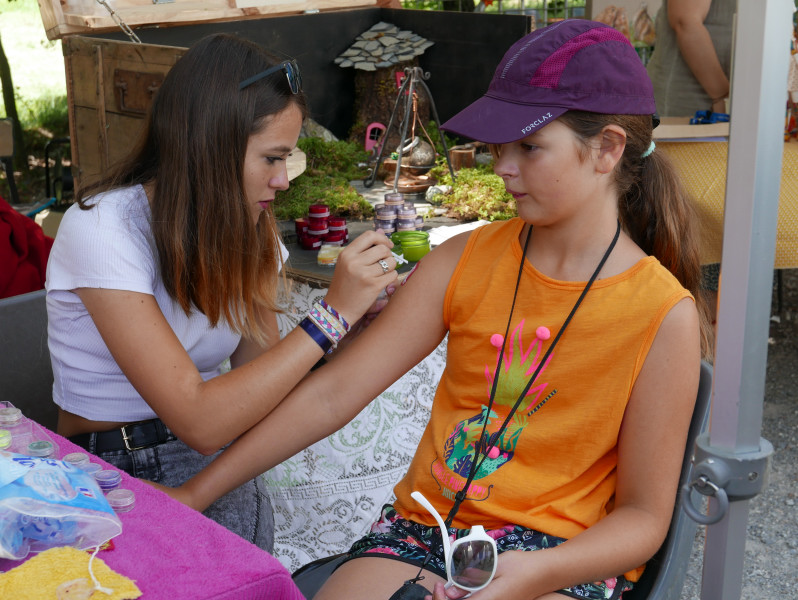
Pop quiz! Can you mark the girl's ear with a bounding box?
[596,125,626,174]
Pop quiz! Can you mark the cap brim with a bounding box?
[441,95,569,144]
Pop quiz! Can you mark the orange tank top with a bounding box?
[392,218,691,579]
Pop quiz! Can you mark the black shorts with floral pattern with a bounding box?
[344,505,633,600]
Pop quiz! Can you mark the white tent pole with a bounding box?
[699,0,794,598]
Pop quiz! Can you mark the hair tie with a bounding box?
[641,140,656,158]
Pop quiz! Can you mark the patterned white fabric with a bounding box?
[263,281,446,572]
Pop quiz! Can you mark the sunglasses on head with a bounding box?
[411,491,497,593]
[239,59,302,93]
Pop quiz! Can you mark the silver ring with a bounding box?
[378,259,390,274]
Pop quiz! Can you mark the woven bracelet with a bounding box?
[319,298,350,332]
[312,303,347,339]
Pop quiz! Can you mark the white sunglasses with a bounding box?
[411,491,498,593]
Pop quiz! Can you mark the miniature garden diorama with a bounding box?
[278,21,515,262]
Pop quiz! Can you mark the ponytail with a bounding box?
[560,111,713,359]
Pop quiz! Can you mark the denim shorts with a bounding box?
[81,433,274,552]
[346,505,633,600]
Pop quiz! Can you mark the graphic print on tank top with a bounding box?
[433,320,555,502]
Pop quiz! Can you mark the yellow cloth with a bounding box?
[659,140,798,269]
[0,546,141,600]
[392,218,691,582]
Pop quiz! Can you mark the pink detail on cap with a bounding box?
[536,326,551,340]
[531,28,630,88]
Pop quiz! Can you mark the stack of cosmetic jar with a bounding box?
[374,193,425,234]
[94,469,122,494]
[296,204,349,250]
[106,488,136,513]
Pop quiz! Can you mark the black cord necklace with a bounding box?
[443,219,622,528]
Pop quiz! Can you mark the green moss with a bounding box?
[431,162,517,222]
[274,137,373,220]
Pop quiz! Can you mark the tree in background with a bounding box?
[0,31,24,171]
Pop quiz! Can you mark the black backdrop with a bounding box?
[93,8,532,140]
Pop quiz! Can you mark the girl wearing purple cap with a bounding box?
[158,20,711,600]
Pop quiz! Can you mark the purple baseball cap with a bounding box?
[441,19,656,144]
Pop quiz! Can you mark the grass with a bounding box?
[1,0,70,205]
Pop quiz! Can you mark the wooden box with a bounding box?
[38,1,533,189]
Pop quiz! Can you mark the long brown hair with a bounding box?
[558,111,713,358]
[77,34,308,345]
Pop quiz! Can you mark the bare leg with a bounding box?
[313,555,447,600]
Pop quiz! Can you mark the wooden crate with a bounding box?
[39,2,533,190]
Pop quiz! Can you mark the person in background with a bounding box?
[0,195,54,299]
[646,0,736,323]
[646,0,735,117]
[153,20,711,600]
[45,33,397,551]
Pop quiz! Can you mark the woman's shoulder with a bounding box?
[62,185,149,230]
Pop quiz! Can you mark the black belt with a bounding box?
[68,418,176,453]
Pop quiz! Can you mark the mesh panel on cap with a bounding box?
[531,28,631,89]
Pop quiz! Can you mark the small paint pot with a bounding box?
[294,218,308,236]
[81,462,102,476]
[27,440,55,458]
[299,235,322,250]
[396,206,417,219]
[328,217,347,230]
[396,219,417,231]
[63,452,91,468]
[94,469,122,493]
[384,192,404,206]
[0,429,10,450]
[0,407,22,426]
[106,488,136,513]
[374,204,397,218]
[308,204,330,218]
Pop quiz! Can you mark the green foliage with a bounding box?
[432,161,516,222]
[274,137,373,220]
[424,120,457,158]
[17,93,69,137]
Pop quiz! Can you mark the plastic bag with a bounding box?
[0,452,122,560]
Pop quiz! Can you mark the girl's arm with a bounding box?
[73,231,398,455]
[434,296,701,600]
[165,232,471,512]
[668,0,730,112]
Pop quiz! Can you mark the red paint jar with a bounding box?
[309,204,330,218]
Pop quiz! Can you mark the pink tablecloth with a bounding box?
[0,430,305,600]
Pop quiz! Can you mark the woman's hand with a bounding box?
[324,230,399,325]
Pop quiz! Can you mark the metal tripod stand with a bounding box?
[364,66,456,189]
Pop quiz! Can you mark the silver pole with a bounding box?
[701,0,793,598]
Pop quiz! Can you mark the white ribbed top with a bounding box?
[45,185,286,422]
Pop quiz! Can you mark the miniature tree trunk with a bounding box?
[348,58,431,158]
